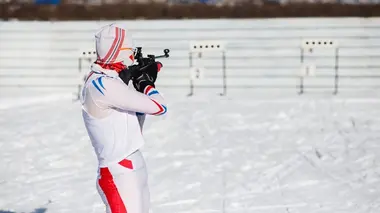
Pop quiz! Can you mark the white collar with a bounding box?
[91,63,120,78]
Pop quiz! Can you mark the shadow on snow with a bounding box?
[0,208,47,213]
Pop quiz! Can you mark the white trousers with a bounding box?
[96,150,150,213]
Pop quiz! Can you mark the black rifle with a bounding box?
[134,47,170,70]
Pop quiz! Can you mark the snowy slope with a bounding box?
[0,92,379,213]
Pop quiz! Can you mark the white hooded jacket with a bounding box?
[81,63,167,167]
[80,23,167,167]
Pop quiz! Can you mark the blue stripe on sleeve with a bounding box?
[159,105,167,115]
[148,90,159,96]
[98,77,106,90]
[92,79,104,95]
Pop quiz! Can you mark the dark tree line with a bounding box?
[1,1,379,20]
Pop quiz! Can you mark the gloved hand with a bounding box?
[119,61,162,86]
[119,64,140,86]
[132,61,163,93]
[139,61,162,84]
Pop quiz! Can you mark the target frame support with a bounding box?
[188,40,227,96]
[75,49,97,100]
[299,39,339,95]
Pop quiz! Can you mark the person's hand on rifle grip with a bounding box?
[119,65,140,86]
[140,61,162,83]
[133,61,163,93]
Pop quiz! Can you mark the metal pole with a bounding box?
[333,48,339,95]
[77,58,82,100]
[188,52,194,96]
[299,48,304,95]
[222,51,227,96]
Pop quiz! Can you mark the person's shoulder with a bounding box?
[85,74,114,95]
[93,74,130,92]
[97,74,124,85]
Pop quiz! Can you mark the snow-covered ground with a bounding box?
[0,90,379,213]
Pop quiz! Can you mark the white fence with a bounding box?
[0,18,379,95]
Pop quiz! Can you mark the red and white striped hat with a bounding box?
[95,23,135,66]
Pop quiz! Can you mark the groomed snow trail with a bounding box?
[0,94,379,213]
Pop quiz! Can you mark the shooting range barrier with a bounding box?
[1,18,379,96]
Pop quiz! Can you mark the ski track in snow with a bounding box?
[0,93,380,213]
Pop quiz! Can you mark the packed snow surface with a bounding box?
[0,91,379,213]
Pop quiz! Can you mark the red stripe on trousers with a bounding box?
[119,159,133,169]
[99,168,127,213]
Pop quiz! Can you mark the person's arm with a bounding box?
[91,76,167,116]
